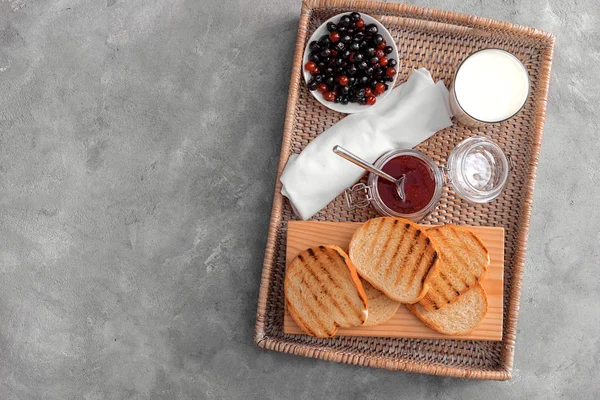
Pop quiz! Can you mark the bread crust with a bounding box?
[360,278,401,327]
[284,245,368,338]
[418,225,490,311]
[406,283,488,335]
[348,217,440,304]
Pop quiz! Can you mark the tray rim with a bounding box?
[254,0,555,381]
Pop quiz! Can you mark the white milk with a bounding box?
[454,49,529,123]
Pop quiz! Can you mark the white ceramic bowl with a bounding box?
[302,13,399,114]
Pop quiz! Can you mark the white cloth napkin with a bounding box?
[280,68,453,220]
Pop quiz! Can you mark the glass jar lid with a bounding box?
[447,136,509,203]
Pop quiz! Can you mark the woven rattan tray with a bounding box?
[254,0,554,380]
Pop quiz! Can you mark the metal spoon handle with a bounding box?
[333,145,396,184]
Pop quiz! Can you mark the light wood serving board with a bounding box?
[283,221,504,341]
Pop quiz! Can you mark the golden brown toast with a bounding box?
[284,245,368,338]
[406,283,488,335]
[348,217,440,304]
[418,225,490,311]
[360,278,401,327]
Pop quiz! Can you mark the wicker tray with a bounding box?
[254,0,554,380]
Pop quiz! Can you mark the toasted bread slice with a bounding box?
[360,278,401,327]
[418,225,490,311]
[348,217,440,304]
[406,283,488,335]
[284,245,368,338]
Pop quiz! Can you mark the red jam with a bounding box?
[376,155,437,214]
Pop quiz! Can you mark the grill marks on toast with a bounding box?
[389,228,438,292]
[418,226,489,311]
[292,254,337,335]
[286,295,318,337]
[424,252,438,283]
[438,228,472,276]
[404,232,432,288]
[374,219,396,273]
[412,242,437,290]
[382,223,413,283]
[366,218,386,263]
[285,245,368,338]
[316,248,364,321]
[438,271,460,297]
[308,250,357,322]
[302,254,348,321]
[381,221,410,282]
[348,217,440,304]
[407,283,489,335]
[395,229,420,285]
[424,270,457,309]
[471,234,489,254]
[393,229,418,286]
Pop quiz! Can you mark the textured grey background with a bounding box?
[0,0,598,399]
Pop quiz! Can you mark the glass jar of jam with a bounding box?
[344,137,509,221]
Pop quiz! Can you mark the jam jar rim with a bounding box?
[368,149,443,221]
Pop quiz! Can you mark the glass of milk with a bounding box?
[450,49,530,127]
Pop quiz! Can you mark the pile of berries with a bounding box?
[304,12,397,106]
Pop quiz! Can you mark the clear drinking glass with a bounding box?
[449,49,530,127]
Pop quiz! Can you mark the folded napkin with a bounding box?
[280,68,453,220]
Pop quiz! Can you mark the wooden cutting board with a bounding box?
[283,221,504,341]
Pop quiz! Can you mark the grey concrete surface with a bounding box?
[0,0,598,399]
